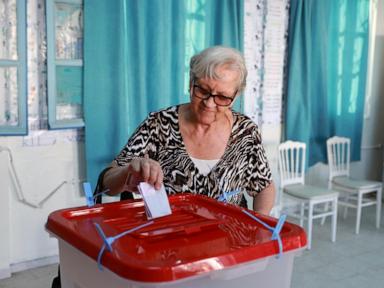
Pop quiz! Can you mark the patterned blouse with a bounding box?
[114,105,272,206]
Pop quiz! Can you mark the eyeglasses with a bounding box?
[192,83,236,107]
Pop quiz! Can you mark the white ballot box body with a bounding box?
[46,194,306,288]
[56,238,302,288]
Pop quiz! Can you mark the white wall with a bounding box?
[371,0,384,184]
[0,136,85,278]
[0,152,11,279]
[0,0,88,278]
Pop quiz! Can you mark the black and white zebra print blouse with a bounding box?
[114,105,272,206]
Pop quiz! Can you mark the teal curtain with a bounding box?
[205,0,243,50]
[184,0,243,110]
[84,0,243,187]
[206,0,243,112]
[285,0,370,166]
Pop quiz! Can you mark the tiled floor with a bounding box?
[0,205,383,288]
[0,264,58,288]
[291,205,384,288]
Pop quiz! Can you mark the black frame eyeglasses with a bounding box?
[192,83,237,107]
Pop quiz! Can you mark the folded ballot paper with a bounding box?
[138,182,172,219]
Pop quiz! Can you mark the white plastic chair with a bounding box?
[278,141,339,249]
[327,136,382,234]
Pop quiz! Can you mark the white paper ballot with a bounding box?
[138,182,172,219]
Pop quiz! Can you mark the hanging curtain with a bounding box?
[84,0,243,187]
[285,0,370,166]
[84,0,186,187]
[184,0,243,110]
[206,0,244,112]
[204,0,243,50]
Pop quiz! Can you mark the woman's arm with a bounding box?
[103,158,164,196]
[102,164,130,196]
[102,111,164,196]
[252,181,276,215]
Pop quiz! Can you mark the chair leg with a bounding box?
[51,266,61,288]
[356,192,363,234]
[376,188,382,229]
[300,202,305,227]
[307,202,314,250]
[321,202,329,226]
[331,197,337,242]
[343,196,348,219]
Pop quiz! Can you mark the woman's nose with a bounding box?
[203,95,216,107]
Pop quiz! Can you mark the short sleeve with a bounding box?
[113,112,160,166]
[246,125,273,197]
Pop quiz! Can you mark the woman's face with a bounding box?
[189,66,239,125]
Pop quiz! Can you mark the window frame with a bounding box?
[0,0,27,135]
[46,0,84,129]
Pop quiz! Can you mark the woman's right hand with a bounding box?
[124,157,164,192]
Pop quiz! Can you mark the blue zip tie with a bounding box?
[83,182,110,207]
[218,189,241,202]
[83,182,94,207]
[94,221,154,270]
[242,210,287,258]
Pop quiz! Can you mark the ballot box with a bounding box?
[46,194,306,288]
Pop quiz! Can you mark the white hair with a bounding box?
[189,46,247,92]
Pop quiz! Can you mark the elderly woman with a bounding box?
[102,46,275,215]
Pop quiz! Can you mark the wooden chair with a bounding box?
[327,136,382,234]
[278,141,339,249]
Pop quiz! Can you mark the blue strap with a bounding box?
[217,189,241,202]
[83,182,94,207]
[242,210,287,258]
[94,221,154,270]
[83,182,110,207]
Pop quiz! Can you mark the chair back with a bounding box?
[278,141,306,188]
[327,136,350,180]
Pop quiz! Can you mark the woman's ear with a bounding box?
[229,92,239,108]
[189,80,194,94]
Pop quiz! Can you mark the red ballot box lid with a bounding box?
[46,194,306,283]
